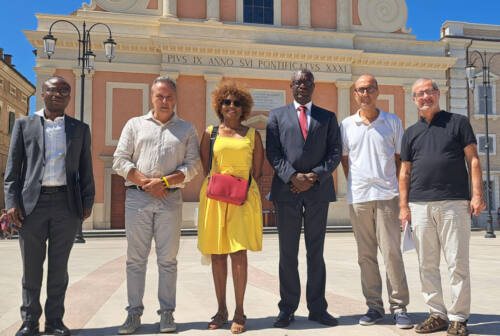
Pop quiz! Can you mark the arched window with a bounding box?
[244,0,273,25]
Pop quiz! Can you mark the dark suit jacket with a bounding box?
[4,112,95,219]
[266,103,341,202]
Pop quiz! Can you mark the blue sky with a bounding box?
[1,0,500,111]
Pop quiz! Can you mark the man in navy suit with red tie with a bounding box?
[266,69,342,328]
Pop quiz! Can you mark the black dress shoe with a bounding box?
[273,311,294,328]
[308,311,338,326]
[45,319,71,336]
[16,321,40,336]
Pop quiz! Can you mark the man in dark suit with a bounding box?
[266,69,342,328]
[4,76,95,336]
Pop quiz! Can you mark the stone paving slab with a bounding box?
[1,232,499,335]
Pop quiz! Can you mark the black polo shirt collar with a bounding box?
[419,110,445,127]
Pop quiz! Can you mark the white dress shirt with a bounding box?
[113,111,201,187]
[340,109,403,204]
[293,100,312,129]
[35,109,67,186]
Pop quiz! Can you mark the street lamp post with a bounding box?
[43,20,116,243]
[466,50,500,239]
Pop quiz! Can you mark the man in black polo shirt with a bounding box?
[399,78,485,336]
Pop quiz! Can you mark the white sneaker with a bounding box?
[118,314,141,335]
[160,310,176,333]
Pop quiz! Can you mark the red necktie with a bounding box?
[298,105,308,139]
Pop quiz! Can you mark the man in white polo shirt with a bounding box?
[340,74,411,329]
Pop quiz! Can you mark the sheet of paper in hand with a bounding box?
[402,221,415,253]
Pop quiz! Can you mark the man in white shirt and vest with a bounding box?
[340,74,411,329]
[113,76,200,334]
[4,76,95,336]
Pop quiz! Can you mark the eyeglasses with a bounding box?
[291,80,314,87]
[222,99,241,107]
[414,89,437,98]
[44,87,70,97]
[354,86,377,94]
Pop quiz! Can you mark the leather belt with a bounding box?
[40,186,67,194]
[127,185,180,192]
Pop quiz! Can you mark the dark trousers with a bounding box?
[19,191,80,322]
[274,199,329,314]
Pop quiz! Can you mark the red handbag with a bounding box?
[206,126,252,205]
[206,174,249,205]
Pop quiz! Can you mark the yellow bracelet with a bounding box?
[162,176,170,188]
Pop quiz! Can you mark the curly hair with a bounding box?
[211,81,254,122]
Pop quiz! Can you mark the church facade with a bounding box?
[25,0,458,229]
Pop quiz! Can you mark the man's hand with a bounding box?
[7,207,24,228]
[83,208,92,220]
[142,178,169,199]
[399,205,411,227]
[304,172,318,184]
[470,195,486,216]
[290,173,313,193]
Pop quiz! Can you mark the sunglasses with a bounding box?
[222,99,242,107]
[354,86,377,94]
[45,87,71,97]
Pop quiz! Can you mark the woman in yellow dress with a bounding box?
[198,81,264,334]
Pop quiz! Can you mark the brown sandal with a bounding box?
[415,314,448,334]
[208,311,228,330]
[231,314,247,334]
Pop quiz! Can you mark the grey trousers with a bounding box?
[19,190,80,322]
[349,197,410,315]
[410,200,471,322]
[124,189,182,315]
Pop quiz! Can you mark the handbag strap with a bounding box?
[208,125,219,174]
[207,125,252,185]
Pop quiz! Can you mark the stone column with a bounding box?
[440,87,450,112]
[163,0,177,19]
[236,0,243,23]
[403,85,417,129]
[445,38,470,116]
[336,0,352,31]
[204,74,223,128]
[298,0,311,28]
[34,67,54,111]
[335,80,352,198]
[206,0,220,22]
[273,0,281,26]
[72,70,94,131]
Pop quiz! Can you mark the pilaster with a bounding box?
[162,0,178,19]
[34,67,55,111]
[336,0,352,32]
[335,80,352,198]
[206,0,220,22]
[298,0,311,28]
[403,85,417,128]
[204,74,223,128]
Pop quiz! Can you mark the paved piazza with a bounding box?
[1,232,499,335]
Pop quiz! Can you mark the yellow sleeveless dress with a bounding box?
[197,126,263,254]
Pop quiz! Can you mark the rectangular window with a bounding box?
[244,0,273,25]
[476,84,495,115]
[8,111,15,135]
[9,84,16,97]
[477,134,496,155]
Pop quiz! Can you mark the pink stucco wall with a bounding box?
[311,0,336,29]
[220,0,236,21]
[177,0,207,19]
[282,0,298,26]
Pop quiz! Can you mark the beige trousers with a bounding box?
[350,197,410,315]
[409,200,471,322]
